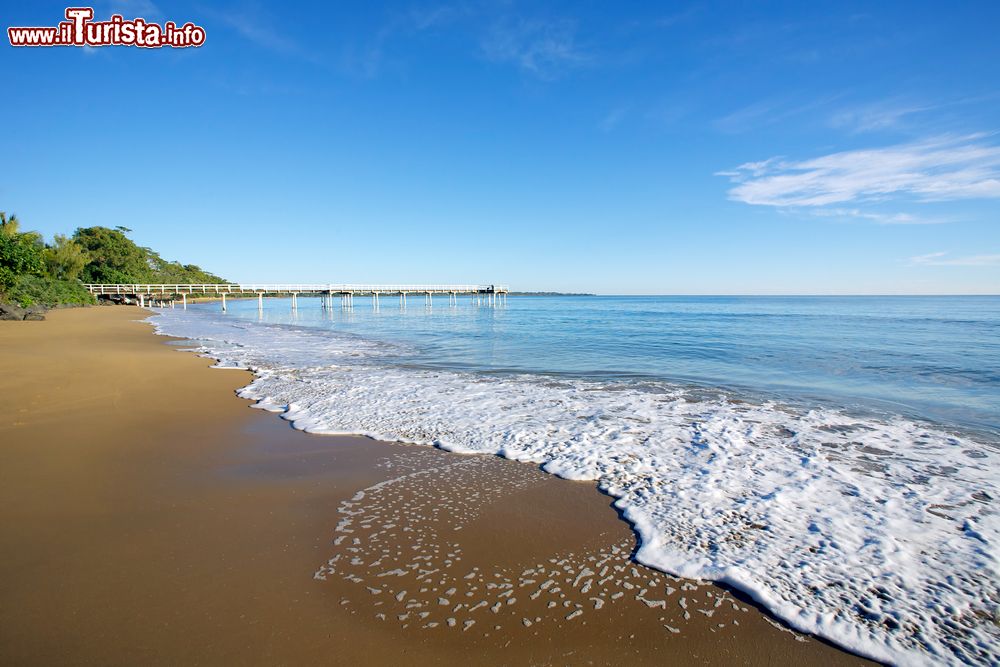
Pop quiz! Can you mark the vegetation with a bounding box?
[0,212,44,289]
[73,225,227,284]
[43,234,88,280]
[6,275,95,307]
[0,213,227,308]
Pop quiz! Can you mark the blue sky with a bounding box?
[2,0,999,294]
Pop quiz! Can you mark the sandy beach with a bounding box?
[0,307,872,665]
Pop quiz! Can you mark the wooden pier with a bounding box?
[83,284,509,310]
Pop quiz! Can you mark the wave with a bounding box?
[150,308,999,665]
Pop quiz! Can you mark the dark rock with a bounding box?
[0,303,27,321]
[0,303,48,320]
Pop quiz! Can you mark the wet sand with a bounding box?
[0,307,872,665]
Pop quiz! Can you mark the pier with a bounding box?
[83,284,509,310]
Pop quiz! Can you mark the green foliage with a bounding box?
[74,226,154,284]
[43,234,89,280]
[73,226,228,285]
[0,211,22,237]
[1,217,227,307]
[6,275,96,307]
[147,256,227,284]
[0,222,45,289]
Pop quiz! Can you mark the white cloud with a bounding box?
[719,134,1000,211]
[910,252,1000,266]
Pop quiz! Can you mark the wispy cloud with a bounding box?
[829,100,933,133]
[808,208,946,225]
[103,0,160,18]
[714,94,839,134]
[599,105,628,132]
[215,13,296,54]
[340,22,396,78]
[480,16,587,78]
[718,134,1000,213]
[620,5,701,31]
[829,93,1000,134]
[650,6,701,28]
[910,252,1000,266]
[339,5,474,78]
[200,3,303,58]
[341,6,587,80]
[407,4,472,31]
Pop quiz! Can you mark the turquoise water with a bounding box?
[218,295,1000,436]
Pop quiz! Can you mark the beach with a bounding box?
[0,306,873,665]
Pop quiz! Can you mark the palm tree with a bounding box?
[0,211,21,237]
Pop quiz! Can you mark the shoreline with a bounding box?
[1,307,871,665]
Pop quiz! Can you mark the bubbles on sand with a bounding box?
[312,452,751,638]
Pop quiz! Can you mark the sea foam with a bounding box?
[151,308,999,665]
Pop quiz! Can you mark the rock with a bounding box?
[0,303,27,320]
[0,303,46,320]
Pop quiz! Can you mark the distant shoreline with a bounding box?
[507,291,596,296]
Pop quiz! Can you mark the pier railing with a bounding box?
[83,283,510,310]
[84,284,509,295]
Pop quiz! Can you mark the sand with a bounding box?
[0,307,872,665]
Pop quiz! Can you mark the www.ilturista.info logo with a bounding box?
[8,7,206,48]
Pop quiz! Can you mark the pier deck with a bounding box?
[83,284,509,310]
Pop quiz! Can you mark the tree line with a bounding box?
[0,212,227,307]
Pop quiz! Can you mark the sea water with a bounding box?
[150,295,999,665]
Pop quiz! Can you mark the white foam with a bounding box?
[150,309,999,665]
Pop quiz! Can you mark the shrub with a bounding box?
[6,275,96,307]
[0,230,44,288]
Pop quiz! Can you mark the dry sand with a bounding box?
[0,307,872,665]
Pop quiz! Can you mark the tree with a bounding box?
[0,216,44,288]
[73,226,153,284]
[43,234,89,280]
[2,216,226,305]
[1,211,21,237]
[146,254,228,283]
[71,226,229,285]
[3,212,43,246]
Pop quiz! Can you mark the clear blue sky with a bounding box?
[3,0,999,293]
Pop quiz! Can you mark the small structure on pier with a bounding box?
[83,284,509,310]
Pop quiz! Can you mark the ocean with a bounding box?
[150,295,1000,665]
